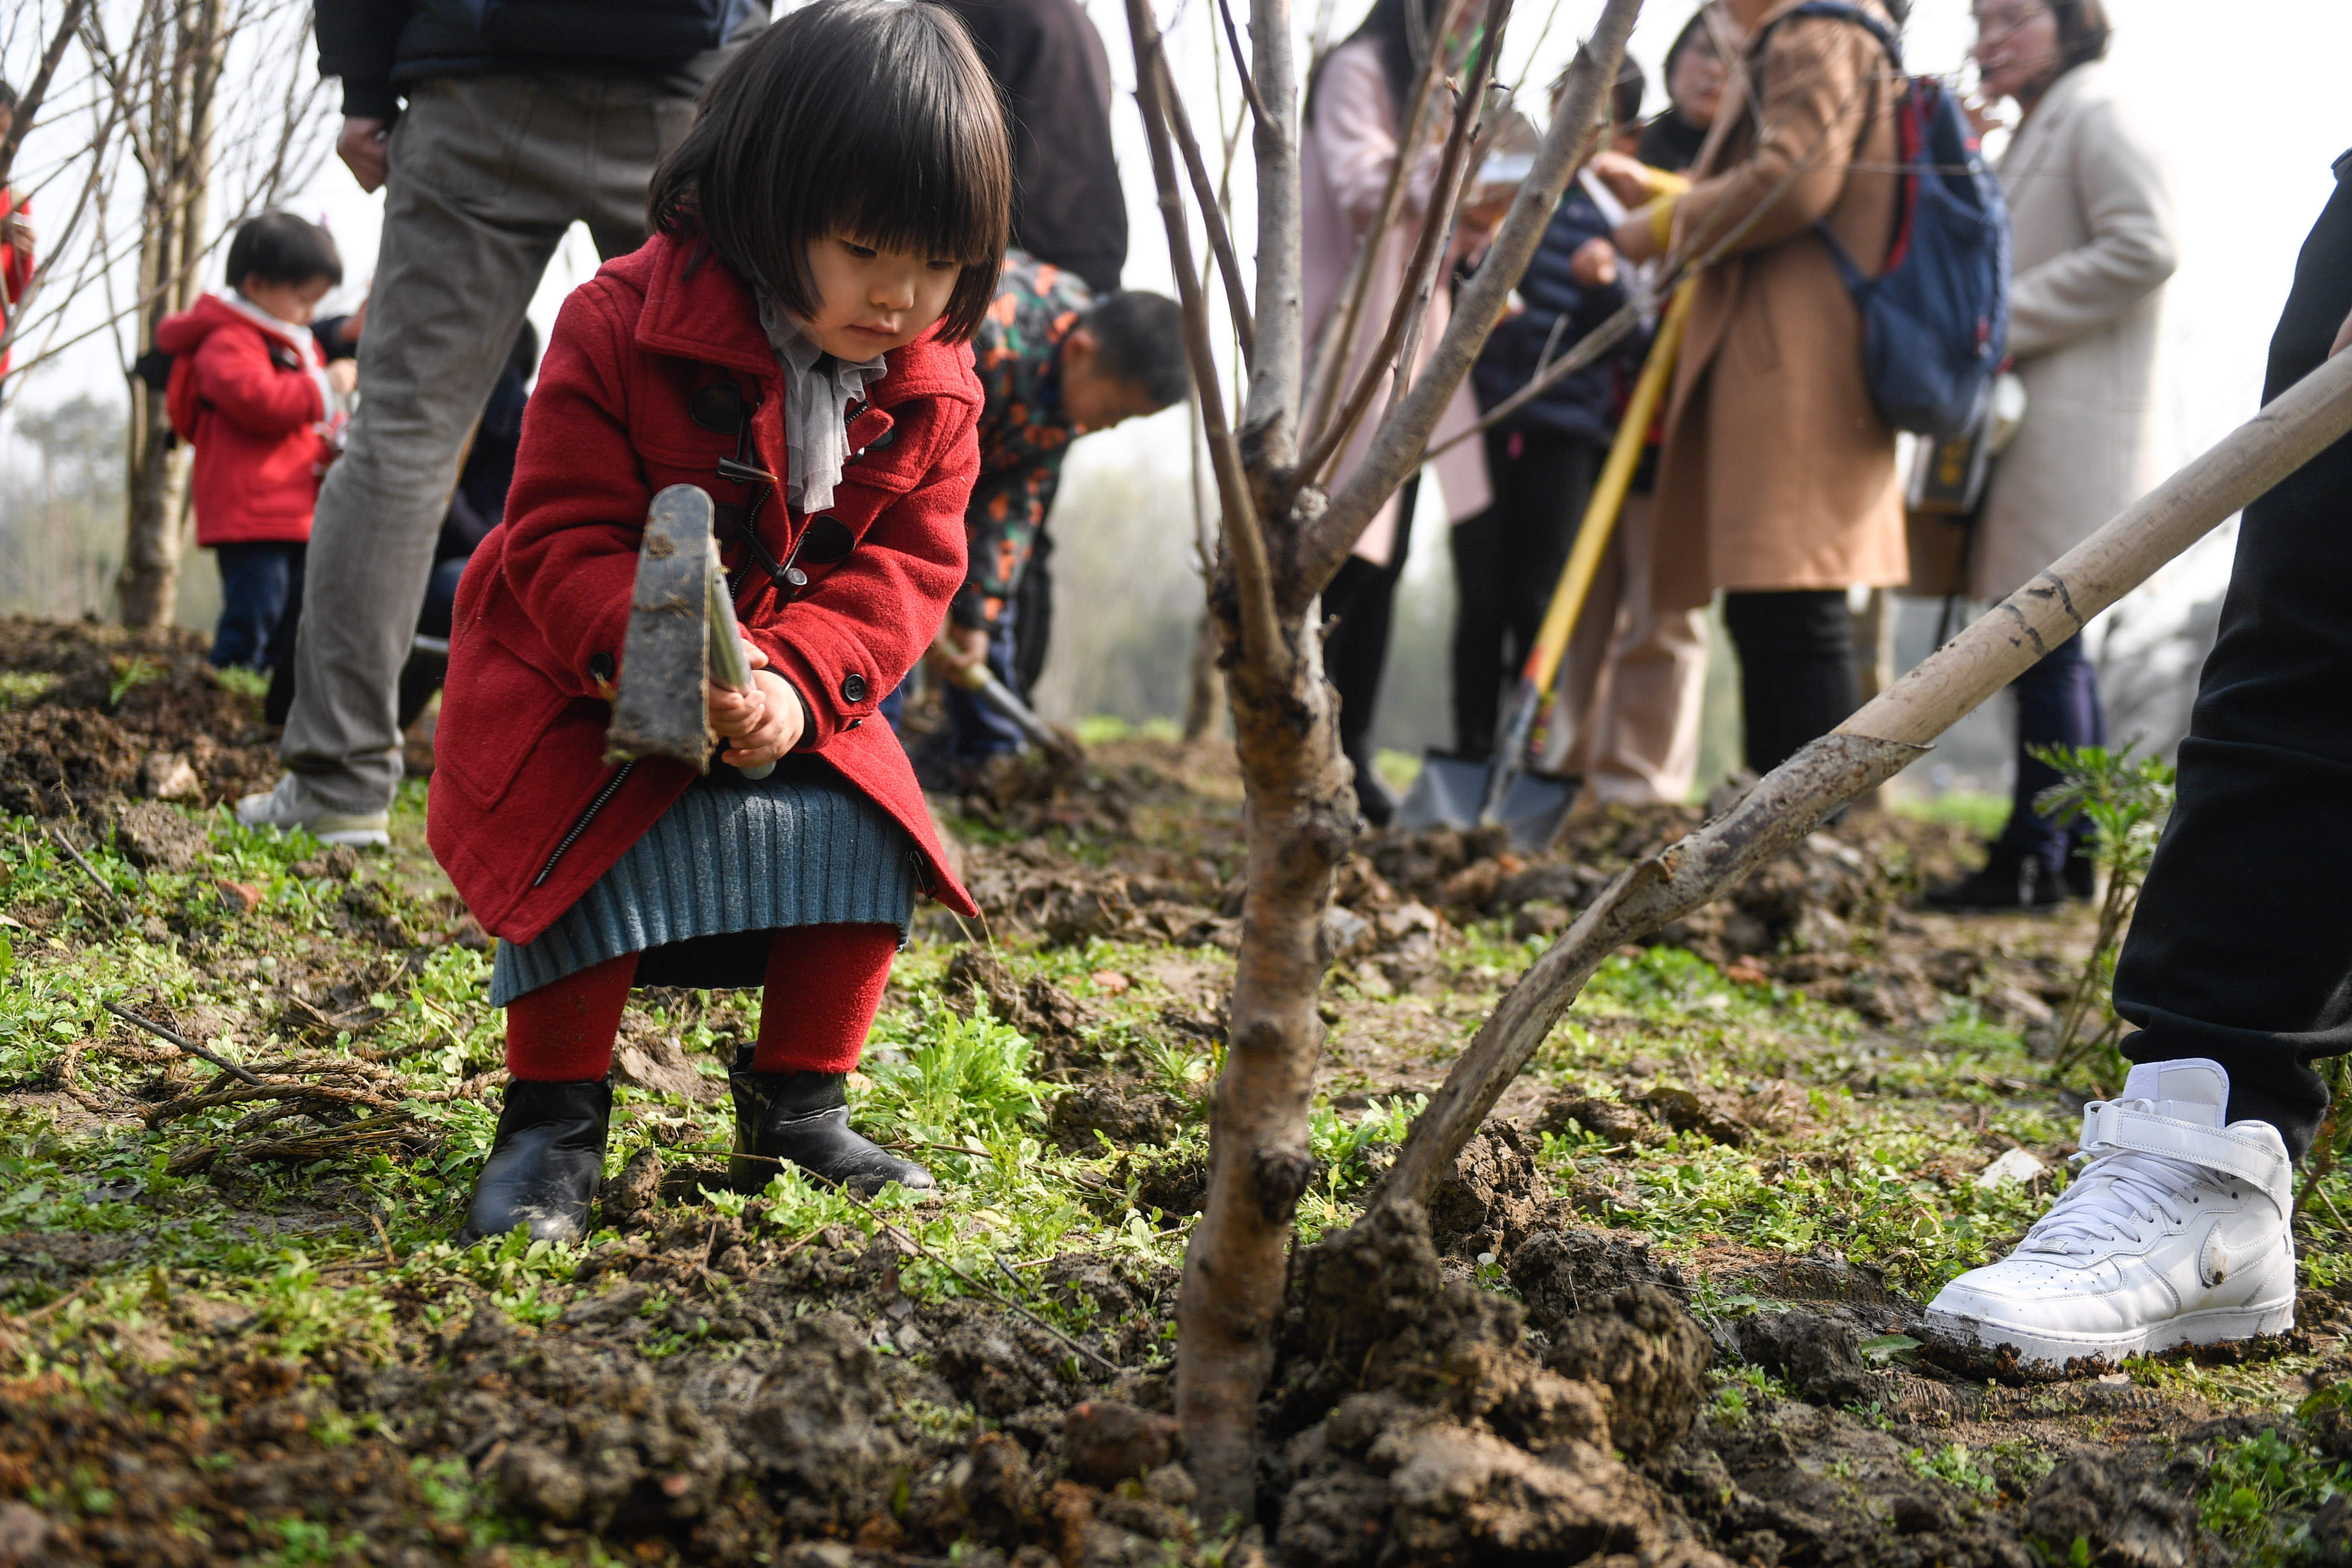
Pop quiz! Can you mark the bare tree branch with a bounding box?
[1125,0,1279,667]
[1237,0,1299,458]
[1294,0,1506,492]
[0,0,92,191]
[1297,0,1643,606]
[1297,0,1472,449]
[1210,0,1269,131]
[1155,49,1254,371]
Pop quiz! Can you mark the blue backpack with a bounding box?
[1755,2,2012,436]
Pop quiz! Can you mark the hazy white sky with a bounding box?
[9,0,2348,618]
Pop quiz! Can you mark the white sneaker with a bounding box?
[233,777,391,849]
[1926,1058,2295,1368]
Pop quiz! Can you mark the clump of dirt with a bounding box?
[0,618,277,817]
[1545,1285,1716,1463]
[1269,1201,1729,1566]
[1508,1227,1691,1331]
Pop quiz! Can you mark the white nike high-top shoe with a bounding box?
[1926,1058,2296,1367]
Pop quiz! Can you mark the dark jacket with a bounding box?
[315,0,764,120]
[1471,181,1637,446]
[427,229,982,941]
[933,0,1126,294]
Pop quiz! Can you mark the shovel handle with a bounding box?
[1518,280,1694,697]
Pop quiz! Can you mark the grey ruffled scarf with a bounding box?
[755,295,889,514]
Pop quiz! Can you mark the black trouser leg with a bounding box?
[1449,507,1508,757]
[1995,631,2106,873]
[1721,589,1860,774]
[2114,166,2352,1160]
[1324,476,1419,762]
[1451,429,1602,758]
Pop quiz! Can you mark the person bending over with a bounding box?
[428,0,1008,1243]
[903,254,1185,780]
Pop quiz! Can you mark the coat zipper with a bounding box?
[534,759,637,888]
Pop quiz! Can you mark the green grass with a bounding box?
[1073,714,1183,744]
[1887,788,2010,840]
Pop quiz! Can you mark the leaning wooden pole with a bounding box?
[1381,345,2352,1209]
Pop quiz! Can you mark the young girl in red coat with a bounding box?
[153,213,354,671]
[427,0,1010,1243]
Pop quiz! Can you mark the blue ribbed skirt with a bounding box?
[490,757,918,1005]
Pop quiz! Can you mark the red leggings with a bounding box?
[505,922,898,1082]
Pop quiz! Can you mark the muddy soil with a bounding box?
[0,618,279,819]
[0,614,2337,1567]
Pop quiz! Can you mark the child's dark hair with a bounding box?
[1083,292,1189,409]
[649,0,1011,344]
[226,212,343,290]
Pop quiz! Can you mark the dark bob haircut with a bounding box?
[650,0,1012,345]
[226,212,343,290]
[2051,0,2112,72]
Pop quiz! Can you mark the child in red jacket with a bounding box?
[155,213,353,670]
[427,0,1010,1245]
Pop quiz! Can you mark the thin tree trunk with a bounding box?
[119,0,223,628]
[1120,0,1643,1518]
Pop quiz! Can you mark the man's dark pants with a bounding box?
[2115,156,2352,1161]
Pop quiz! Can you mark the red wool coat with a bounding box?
[427,231,982,943]
[152,294,334,546]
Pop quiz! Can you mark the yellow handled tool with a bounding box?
[1478,279,1695,826]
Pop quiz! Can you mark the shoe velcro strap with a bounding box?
[2079,1101,2289,1201]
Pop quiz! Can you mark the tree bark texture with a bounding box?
[1120,0,1645,1521]
[119,0,224,628]
[1381,336,2352,1212]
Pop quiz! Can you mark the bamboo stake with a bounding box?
[1381,344,2352,1209]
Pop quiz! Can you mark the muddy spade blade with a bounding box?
[605,484,717,770]
[1396,753,1492,831]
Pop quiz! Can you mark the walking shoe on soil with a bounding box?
[1923,841,2063,912]
[1925,1059,2294,1367]
[457,1078,613,1245]
[728,1054,933,1196]
[234,776,390,848]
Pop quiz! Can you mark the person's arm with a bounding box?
[497,290,660,701]
[747,394,980,753]
[2006,99,2178,360]
[1621,16,1877,264]
[193,331,326,437]
[1314,45,1441,234]
[954,473,1050,627]
[316,0,408,190]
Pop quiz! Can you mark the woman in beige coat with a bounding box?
[1929,0,2177,911]
[1612,0,1907,776]
[1300,0,1493,823]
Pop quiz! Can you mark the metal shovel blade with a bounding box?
[1394,751,1579,852]
[605,484,718,770]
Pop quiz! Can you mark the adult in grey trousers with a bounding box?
[243,2,762,844]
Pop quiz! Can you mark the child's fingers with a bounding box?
[741,638,769,670]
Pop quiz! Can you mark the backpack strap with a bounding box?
[1747,2,1905,298]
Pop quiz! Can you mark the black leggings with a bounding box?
[1322,476,1419,763]
[1722,589,1860,775]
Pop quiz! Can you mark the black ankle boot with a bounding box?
[457,1078,612,1245]
[728,1053,933,1196]
[1923,842,2062,912]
